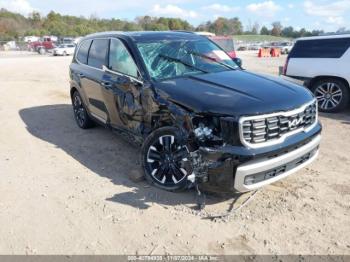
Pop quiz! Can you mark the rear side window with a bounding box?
[290,38,350,58]
[88,39,109,69]
[76,40,92,64]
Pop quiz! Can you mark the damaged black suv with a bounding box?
[69,31,321,193]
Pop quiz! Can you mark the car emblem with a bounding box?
[289,116,304,129]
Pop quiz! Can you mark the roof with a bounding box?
[297,34,350,41]
[84,31,202,41]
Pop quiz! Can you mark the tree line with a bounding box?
[0,8,348,41]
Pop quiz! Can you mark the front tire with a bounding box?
[311,78,349,113]
[39,48,46,55]
[141,127,193,192]
[72,91,94,129]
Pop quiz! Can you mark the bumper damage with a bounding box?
[234,135,320,192]
[191,124,322,193]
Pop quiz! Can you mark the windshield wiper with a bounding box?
[158,54,209,73]
[186,50,237,71]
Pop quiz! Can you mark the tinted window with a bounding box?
[290,38,350,58]
[109,38,138,78]
[76,40,92,64]
[88,39,109,69]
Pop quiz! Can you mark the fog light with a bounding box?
[244,175,256,185]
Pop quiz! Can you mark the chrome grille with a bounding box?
[240,101,317,148]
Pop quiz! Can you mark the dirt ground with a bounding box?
[0,50,349,255]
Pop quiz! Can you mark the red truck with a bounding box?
[28,37,55,54]
[195,32,242,67]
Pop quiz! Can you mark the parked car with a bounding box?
[283,34,350,113]
[53,44,75,56]
[28,36,55,54]
[3,41,19,50]
[61,37,74,44]
[278,42,294,54]
[69,31,321,193]
[270,41,293,54]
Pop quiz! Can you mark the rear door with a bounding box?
[78,38,110,123]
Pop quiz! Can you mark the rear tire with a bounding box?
[311,78,349,113]
[141,127,192,192]
[72,91,94,129]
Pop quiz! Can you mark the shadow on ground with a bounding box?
[19,104,241,211]
[319,108,350,125]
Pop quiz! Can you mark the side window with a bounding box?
[290,38,350,58]
[88,39,109,69]
[109,38,138,78]
[76,39,92,64]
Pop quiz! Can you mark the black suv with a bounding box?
[69,31,321,193]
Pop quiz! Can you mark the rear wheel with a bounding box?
[72,91,94,129]
[311,78,349,113]
[141,127,192,191]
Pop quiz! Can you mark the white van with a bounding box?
[283,34,350,113]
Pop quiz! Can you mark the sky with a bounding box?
[0,0,350,32]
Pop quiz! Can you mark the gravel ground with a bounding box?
[0,50,349,255]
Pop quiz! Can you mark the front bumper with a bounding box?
[197,123,321,193]
[234,134,320,192]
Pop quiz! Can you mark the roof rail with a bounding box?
[171,30,195,34]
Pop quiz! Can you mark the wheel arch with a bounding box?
[70,86,78,100]
[309,75,350,90]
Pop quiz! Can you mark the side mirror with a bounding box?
[232,57,242,68]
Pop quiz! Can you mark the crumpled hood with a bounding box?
[154,70,314,116]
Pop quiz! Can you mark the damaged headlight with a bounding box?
[192,116,222,145]
[192,115,240,146]
[194,123,213,141]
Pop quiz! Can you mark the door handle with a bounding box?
[101,81,112,89]
[78,73,84,77]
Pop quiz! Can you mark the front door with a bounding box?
[101,38,144,134]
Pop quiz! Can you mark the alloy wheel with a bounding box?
[73,94,86,127]
[146,135,190,186]
[314,82,343,111]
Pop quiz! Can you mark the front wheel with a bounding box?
[311,78,349,113]
[141,127,193,192]
[39,48,46,55]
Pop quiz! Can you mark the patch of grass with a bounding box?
[233,35,292,42]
